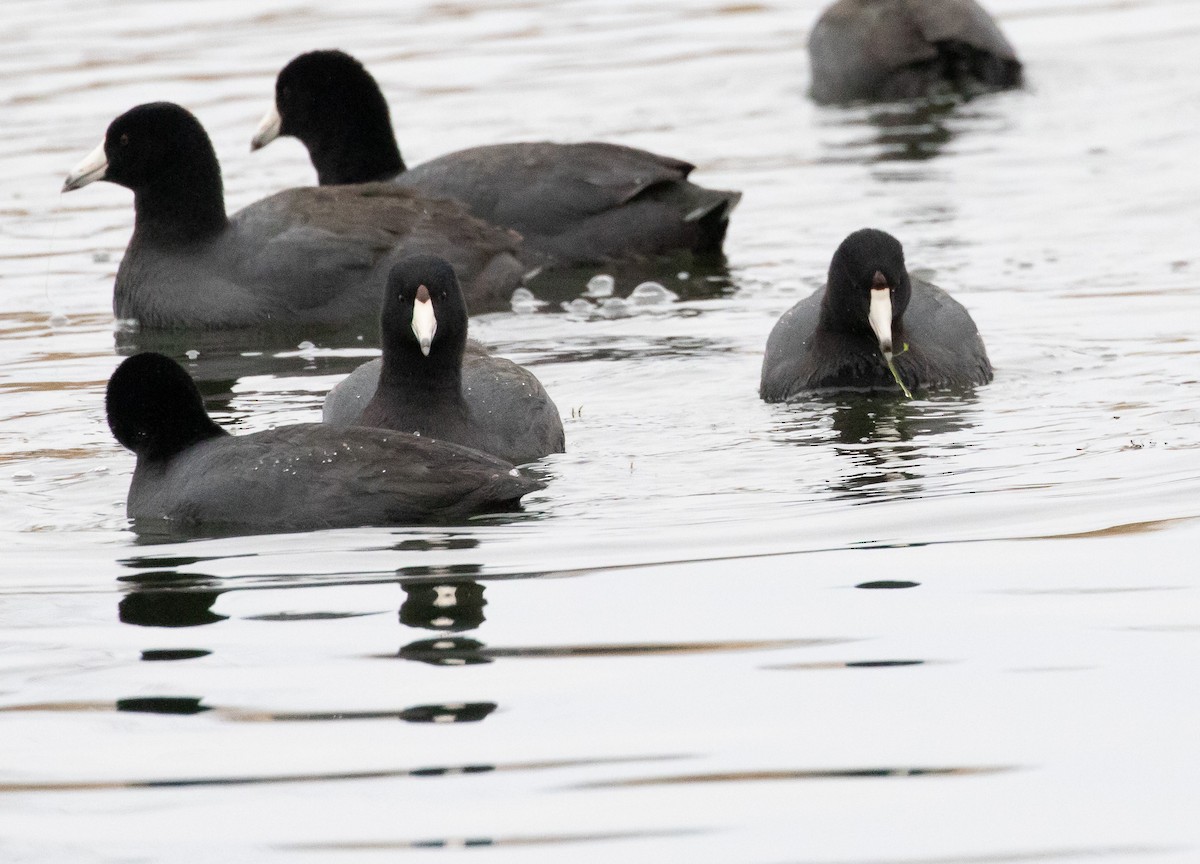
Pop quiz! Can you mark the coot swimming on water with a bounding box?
[760,228,991,401]
[251,50,741,266]
[107,352,542,532]
[64,102,530,327]
[326,256,565,465]
[808,0,1022,104]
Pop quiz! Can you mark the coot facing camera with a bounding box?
[760,228,991,401]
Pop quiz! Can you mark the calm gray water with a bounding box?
[3,0,1200,861]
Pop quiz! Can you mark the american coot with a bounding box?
[63,102,531,328]
[106,353,543,532]
[808,0,1022,104]
[250,50,741,266]
[325,256,565,466]
[760,228,991,401]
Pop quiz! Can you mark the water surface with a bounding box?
[2,1,1199,861]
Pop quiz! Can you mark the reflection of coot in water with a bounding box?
[400,581,488,633]
[760,229,991,401]
[118,569,227,628]
[116,697,210,715]
[119,589,226,628]
[119,571,221,662]
[862,99,957,162]
[114,327,381,425]
[818,83,1012,165]
[827,393,978,445]
[809,0,1022,105]
[773,391,981,449]
[399,703,497,724]
[399,638,492,667]
[828,394,979,499]
[116,327,378,396]
[772,390,981,500]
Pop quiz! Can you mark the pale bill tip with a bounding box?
[868,286,893,358]
[62,137,108,192]
[411,296,437,356]
[250,103,282,151]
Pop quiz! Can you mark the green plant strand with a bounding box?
[886,343,913,399]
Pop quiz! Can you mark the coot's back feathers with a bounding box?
[396,141,740,264]
[809,0,1022,104]
[129,424,540,530]
[332,354,566,466]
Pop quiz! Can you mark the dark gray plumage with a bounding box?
[760,229,991,401]
[252,51,740,266]
[63,102,529,328]
[809,0,1022,104]
[325,256,564,466]
[396,143,738,265]
[107,353,542,532]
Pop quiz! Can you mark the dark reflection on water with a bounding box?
[860,98,960,163]
[0,699,497,724]
[226,702,500,724]
[392,536,480,553]
[393,637,840,666]
[284,828,700,852]
[117,570,219,589]
[116,696,210,716]
[765,659,928,670]
[128,512,532,544]
[819,96,1006,164]
[0,755,683,794]
[140,649,211,662]
[118,587,226,628]
[410,764,495,777]
[398,703,496,724]
[244,610,379,621]
[118,554,239,569]
[118,572,224,669]
[115,320,377,356]
[115,325,379,417]
[778,392,980,446]
[224,703,498,723]
[400,580,487,632]
[579,764,1013,789]
[774,391,981,500]
[877,102,956,161]
[397,563,484,581]
[118,570,227,627]
[399,637,492,667]
[857,580,921,590]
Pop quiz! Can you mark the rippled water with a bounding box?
[3,0,1200,861]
